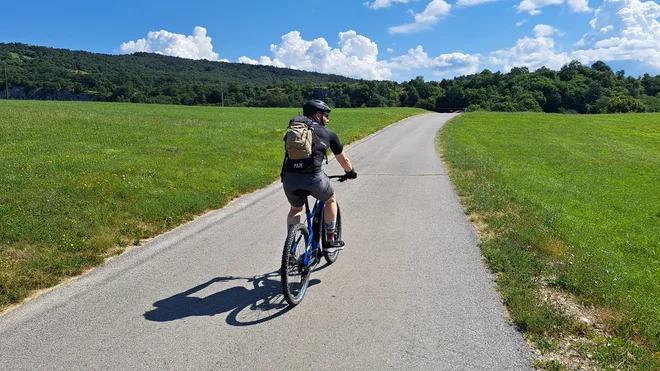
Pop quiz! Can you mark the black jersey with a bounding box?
[283,121,343,174]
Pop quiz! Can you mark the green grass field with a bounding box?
[0,100,426,311]
[439,112,660,369]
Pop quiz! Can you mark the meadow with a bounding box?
[0,100,425,311]
[439,112,660,369]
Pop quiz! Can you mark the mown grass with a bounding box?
[439,112,660,369]
[0,100,426,311]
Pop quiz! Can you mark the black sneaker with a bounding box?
[324,240,345,253]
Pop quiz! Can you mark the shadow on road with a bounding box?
[143,270,321,326]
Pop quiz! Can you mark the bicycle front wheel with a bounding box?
[281,223,311,306]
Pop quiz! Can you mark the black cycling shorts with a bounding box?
[282,172,335,207]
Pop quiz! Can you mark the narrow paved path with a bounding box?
[0,113,533,370]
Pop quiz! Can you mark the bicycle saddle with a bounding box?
[292,189,313,197]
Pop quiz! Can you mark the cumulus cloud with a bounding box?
[239,30,481,80]
[534,24,565,36]
[238,56,286,68]
[364,0,415,9]
[456,0,498,6]
[572,0,660,68]
[489,0,660,75]
[391,46,481,76]
[389,0,452,34]
[515,0,591,15]
[238,30,393,80]
[489,25,572,71]
[119,26,223,61]
[567,0,592,12]
[516,19,529,26]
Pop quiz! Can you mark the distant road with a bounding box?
[0,113,533,370]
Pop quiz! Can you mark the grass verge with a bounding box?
[438,112,660,370]
[0,100,426,312]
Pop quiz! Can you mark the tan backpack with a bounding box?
[285,116,315,160]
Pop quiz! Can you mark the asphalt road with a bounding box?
[0,113,533,370]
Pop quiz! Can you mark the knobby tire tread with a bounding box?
[281,223,310,306]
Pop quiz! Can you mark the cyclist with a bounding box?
[281,99,357,252]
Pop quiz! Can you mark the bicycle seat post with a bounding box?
[304,196,310,215]
[292,189,313,216]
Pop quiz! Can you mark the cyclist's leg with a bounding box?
[309,172,336,224]
[323,193,338,230]
[309,173,343,248]
[282,172,305,231]
[287,205,304,230]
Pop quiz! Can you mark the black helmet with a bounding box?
[303,99,331,117]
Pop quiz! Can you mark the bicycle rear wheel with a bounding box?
[281,223,311,306]
[323,204,341,264]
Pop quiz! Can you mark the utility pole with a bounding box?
[220,82,224,107]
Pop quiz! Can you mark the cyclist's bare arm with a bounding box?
[335,152,353,172]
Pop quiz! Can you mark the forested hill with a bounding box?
[2,42,660,113]
[0,42,357,102]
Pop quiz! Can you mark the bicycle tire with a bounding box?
[281,223,311,306]
[323,203,341,264]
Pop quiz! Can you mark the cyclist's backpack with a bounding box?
[284,116,315,160]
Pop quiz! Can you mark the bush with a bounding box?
[516,97,543,112]
[638,94,660,112]
[467,103,484,111]
[492,101,516,112]
[605,95,648,113]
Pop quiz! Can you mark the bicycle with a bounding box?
[280,175,349,306]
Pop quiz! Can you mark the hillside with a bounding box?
[0,42,357,103]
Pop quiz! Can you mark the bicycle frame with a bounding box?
[300,197,324,268]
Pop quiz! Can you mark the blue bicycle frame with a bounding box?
[298,198,324,268]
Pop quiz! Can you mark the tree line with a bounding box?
[2,42,660,113]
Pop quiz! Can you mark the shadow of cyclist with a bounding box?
[143,270,320,326]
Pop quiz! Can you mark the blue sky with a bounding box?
[2,0,659,82]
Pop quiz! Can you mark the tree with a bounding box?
[406,86,420,107]
[641,73,660,96]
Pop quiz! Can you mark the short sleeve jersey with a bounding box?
[283,121,343,173]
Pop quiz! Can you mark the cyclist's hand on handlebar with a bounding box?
[344,168,357,180]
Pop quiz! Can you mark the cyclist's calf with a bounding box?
[287,205,304,230]
[323,193,339,242]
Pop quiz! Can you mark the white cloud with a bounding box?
[567,0,592,12]
[515,0,591,15]
[489,27,572,71]
[516,19,529,26]
[238,56,286,68]
[239,30,481,80]
[389,0,452,34]
[490,0,660,74]
[456,0,498,6]
[119,26,221,61]
[534,24,565,36]
[516,0,563,15]
[364,0,415,9]
[391,46,481,76]
[238,30,393,80]
[572,0,660,68]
